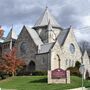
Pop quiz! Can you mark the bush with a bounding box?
[67,67,81,77]
[17,70,47,76]
[75,61,81,69]
[0,72,9,80]
[67,61,81,77]
[32,71,47,76]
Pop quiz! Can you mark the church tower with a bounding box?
[33,7,62,43]
[2,27,17,55]
[47,21,56,43]
[4,27,17,42]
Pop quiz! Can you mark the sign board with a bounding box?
[51,68,66,79]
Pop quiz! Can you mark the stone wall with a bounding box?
[36,53,49,71]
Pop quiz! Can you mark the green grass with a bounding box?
[0,76,90,90]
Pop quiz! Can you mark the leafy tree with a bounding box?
[0,26,4,38]
[67,61,81,77]
[75,61,81,69]
[0,47,25,77]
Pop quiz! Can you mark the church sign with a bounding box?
[51,68,66,79]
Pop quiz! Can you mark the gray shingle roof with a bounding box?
[34,7,60,28]
[25,26,43,46]
[57,28,70,46]
[38,43,54,54]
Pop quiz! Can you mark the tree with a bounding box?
[0,47,25,76]
[75,61,81,69]
[79,40,88,53]
[0,26,4,38]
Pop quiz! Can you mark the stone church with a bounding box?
[0,7,90,74]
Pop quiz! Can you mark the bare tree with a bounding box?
[79,40,88,54]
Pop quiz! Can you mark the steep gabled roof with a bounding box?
[57,28,70,46]
[25,26,43,46]
[4,28,17,42]
[34,7,60,28]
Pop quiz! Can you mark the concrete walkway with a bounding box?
[0,88,16,90]
[68,87,89,90]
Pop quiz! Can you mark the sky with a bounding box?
[1,0,90,42]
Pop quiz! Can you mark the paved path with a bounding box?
[68,87,90,90]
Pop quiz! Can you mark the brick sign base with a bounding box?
[48,68,70,84]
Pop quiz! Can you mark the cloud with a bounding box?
[82,16,90,26]
[0,0,90,42]
[57,5,82,28]
[0,0,90,27]
[0,0,43,25]
[74,29,90,42]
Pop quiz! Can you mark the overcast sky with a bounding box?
[1,0,90,42]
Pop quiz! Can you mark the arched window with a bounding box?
[69,43,75,54]
[20,42,28,55]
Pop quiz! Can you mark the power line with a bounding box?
[77,26,90,30]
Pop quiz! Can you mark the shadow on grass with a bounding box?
[85,85,90,88]
[30,78,47,83]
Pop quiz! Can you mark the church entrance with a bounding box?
[28,61,35,72]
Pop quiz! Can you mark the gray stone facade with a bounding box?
[15,26,38,72]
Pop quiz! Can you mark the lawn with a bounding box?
[0,76,90,90]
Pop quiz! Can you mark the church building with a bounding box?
[0,7,90,75]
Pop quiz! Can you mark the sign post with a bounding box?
[79,64,85,90]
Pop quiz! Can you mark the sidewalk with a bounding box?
[68,87,89,90]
